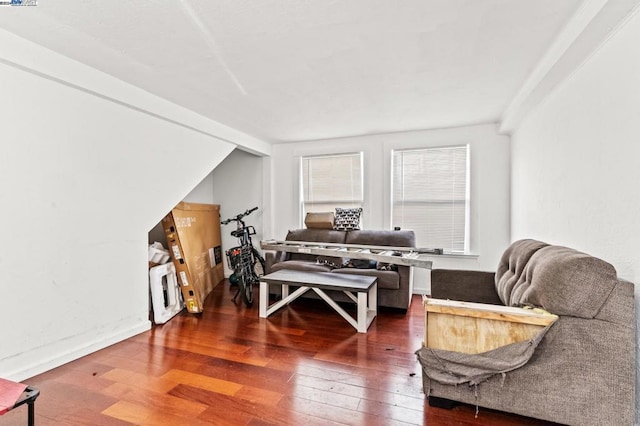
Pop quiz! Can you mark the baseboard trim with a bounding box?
[4,319,151,382]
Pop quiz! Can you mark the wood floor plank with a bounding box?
[357,397,425,425]
[126,341,218,368]
[222,335,319,359]
[265,355,358,377]
[146,330,252,355]
[285,383,361,410]
[247,321,307,336]
[312,345,422,377]
[176,358,293,395]
[234,385,283,407]
[144,334,269,366]
[168,384,256,425]
[101,400,213,426]
[101,368,179,394]
[101,382,209,417]
[96,353,177,377]
[244,409,347,426]
[56,408,135,426]
[161,369,243,396]
[292,373,424,411]
[52,365,117,392]
[16,281,555,426]
[284,358,424,398]
[278,395,414,426]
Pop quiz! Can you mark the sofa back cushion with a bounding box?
[514,245,619,318]
[495,239,548,305]
[496,239,620,318]
[285,229,348,261]
[345,230,415,248]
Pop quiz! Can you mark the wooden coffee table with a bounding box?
[259,269,377,333]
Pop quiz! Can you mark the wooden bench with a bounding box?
[259,269,377,333]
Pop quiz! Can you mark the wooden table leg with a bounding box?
[259,280,268,318]
[357,291,367,333]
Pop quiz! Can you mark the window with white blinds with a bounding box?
[300,152,363,221]
[392,146,469,252]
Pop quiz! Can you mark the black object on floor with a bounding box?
[12,386,40,426]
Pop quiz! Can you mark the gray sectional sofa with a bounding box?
[418,239,636,425]
[264,228,416,312]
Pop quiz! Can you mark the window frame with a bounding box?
[299,152,364,227]
[390,144,470,253]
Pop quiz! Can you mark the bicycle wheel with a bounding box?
[239,267,254,307]
[251,247,266,283]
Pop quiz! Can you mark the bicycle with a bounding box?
[221,206,266,307]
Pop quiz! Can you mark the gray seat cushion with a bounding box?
[332,268,400,290]
[270,260,333,273]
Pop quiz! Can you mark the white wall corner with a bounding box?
[0,29,253,384]
[499,0,640,135]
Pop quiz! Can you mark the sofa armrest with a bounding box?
[265,250,288,274]
[430,269,502,305]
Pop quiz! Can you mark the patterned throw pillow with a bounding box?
[333,207,362,231]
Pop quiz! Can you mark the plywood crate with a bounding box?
[423,297,558,354]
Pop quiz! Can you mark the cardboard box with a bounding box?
[162,202,224,313]
[304,212,335,229]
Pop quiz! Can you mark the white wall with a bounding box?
[182,171,215,205]
[148,171,217,246]
[211,149,265,277]
[510,8,640,420]
[269,124,511,293]
[0,33,255,381]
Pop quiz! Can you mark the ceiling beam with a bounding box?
[499,0,640,135]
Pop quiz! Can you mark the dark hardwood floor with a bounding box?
[2,281,554,425]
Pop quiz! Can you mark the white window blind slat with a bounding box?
[301,153,363,219]
[392,146,469,252]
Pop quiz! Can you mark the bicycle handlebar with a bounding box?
[221,206,259,225]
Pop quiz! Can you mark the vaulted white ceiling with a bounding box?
[0,0,621,143]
